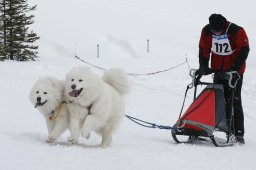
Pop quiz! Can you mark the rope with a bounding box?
[48,101,68,121]
[127,61,188,76]
[74,55,188,76]
[74,55,106,71]
[125,114,175,130]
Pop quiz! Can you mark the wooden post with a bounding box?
[186,57,191,71]
[147,39,149,52]
[97,44,100,58]
[74,42,77,57]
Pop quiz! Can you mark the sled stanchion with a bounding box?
[178,86,190,119]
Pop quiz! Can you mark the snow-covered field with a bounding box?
[1,0,256,169]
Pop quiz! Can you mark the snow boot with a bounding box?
[236,136,245,144]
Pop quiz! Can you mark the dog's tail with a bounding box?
[103,68,131,95]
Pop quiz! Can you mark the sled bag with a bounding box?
[175,84,228,136]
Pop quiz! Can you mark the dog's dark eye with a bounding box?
[44,92,47,94]
[79,79,83,82]
[71,79,74,81]
[36,91,39,94]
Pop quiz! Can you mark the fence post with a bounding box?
[97,44,100,58]
[73,42,78,65]
[147,39,149,52]
[74,42,78,57]
[186,57,191,71]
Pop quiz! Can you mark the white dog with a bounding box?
[29,76,69,143]
[65,67,131,147]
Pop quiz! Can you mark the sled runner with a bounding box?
[171,69,240,147]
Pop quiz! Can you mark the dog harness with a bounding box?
[48,101,68,121]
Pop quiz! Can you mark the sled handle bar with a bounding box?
[188,69,198,89]
[188,69,240,89]
[226,71,240,88]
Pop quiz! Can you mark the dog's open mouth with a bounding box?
[69,88,83,97]
[35,100,47,108]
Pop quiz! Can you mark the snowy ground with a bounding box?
[1,0,256,169]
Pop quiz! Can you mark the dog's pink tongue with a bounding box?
[69,90,77,97]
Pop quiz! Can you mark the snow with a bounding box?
[1,0,256,169]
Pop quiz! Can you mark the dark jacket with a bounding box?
[199,21,249,75]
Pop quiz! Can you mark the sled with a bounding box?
[171,69,240,147]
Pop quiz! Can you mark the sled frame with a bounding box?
[172,70,240,147]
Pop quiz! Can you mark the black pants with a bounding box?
[214,74,244,137]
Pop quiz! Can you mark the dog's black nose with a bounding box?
[37,97,41,102]
[71,84,76,90]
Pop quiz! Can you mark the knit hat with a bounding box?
[209,14,227,32]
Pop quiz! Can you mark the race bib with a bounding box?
[211,33,233,55]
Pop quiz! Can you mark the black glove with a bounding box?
[230,64,242,72]
[196,66,212,76]
[194,66,211,85]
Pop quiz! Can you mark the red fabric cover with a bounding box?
[179,90,216,129]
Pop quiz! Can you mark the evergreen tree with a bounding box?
[0,0,6,60]
[0,0,39,61]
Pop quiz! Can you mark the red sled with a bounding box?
[171,69,240,147]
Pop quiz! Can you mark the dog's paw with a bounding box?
[100,142,110,148]
[100,140,112,148]
[45,137,55,143]
[86,133,91,139]
[67,138,78,145]
[81,129,90,139]
[81,132,91,139]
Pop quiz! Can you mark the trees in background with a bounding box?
[0,0,39,61]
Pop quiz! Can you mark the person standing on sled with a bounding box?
[197,13,249,144]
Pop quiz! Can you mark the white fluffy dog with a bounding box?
[65,67,130,147]
[29,76,69,143]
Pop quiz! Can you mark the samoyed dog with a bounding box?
[29,76,69,143]
[65,67,131,147]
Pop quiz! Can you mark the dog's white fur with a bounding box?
[29,76,69,143]
[65,67,130,147]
